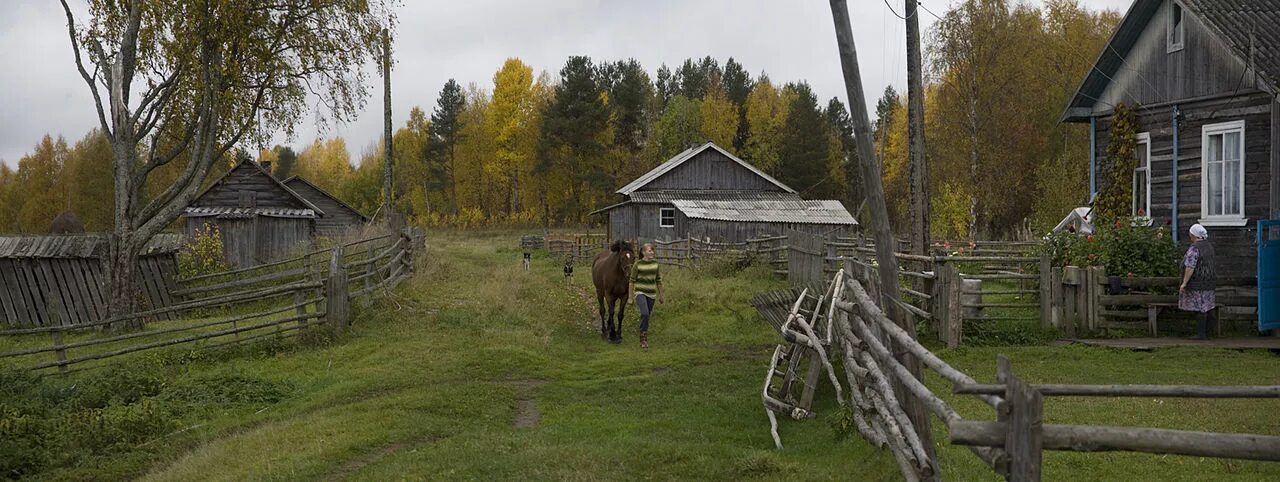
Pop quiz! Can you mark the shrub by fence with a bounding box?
[0,228,424,374]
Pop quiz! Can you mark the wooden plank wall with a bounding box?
[787,229,827,285]
[0,254,178,328]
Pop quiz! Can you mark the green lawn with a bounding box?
[3,229,1278,480]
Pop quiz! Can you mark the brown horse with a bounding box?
[592,240,635,344]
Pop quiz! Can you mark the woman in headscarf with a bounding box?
[1179,224,1216,339]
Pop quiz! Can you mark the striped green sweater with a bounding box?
[630,259,661,297]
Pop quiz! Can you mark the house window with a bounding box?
[659,208,676,228]
[1200,120,1246,226]
[1132,132,1151,217]
[1167,2,1185,52]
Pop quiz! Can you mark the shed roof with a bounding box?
[282,176,371,222]
[616,142,796,195]
[182,206,317,219]
[1062,0,1280,121]
[0,233,182,259]
[671,199,857,225]
[188,158,326,216]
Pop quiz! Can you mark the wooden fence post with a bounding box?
[998,355,1043,481]
[50,318,68,374]
[1088,266,1104,332]
[295,289,309,331]
[944,263,963,348]
[326,246,350,329]
[1039,254,1052,330]
[1062,267,1079,337]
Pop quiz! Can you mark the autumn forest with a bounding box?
[0,0,1118,240]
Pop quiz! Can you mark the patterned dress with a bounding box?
[1178,245,1216,312]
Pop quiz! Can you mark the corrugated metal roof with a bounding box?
[628,190,802,203]
[616,142,796,195]
[0,233,182,258]
[671,199,857,225]
[182,206,316,219]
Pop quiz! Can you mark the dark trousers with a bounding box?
[635,294,655,332]
[1196,310,1217,339]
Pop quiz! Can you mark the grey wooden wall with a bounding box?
[638,149,787,192]
[1092,91,1273,278]
[1094,0,1266,112]
[190,162,309,210]
[284,179,368,237]
[0,254,178,328]
[186,216,314,268]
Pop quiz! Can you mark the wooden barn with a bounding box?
[282,176,370,237]
[182,159,323,267]
[1062,0,1280,278]
[592,142,858,243]
[0,234,181,327]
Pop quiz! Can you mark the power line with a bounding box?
[883,0,917,20]
[917,1,943,20]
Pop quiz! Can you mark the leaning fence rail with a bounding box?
[761,264,1280,481]
[0,228,423,373]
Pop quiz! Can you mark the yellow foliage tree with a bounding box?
[699,85,738,150]
[295,138,355,195]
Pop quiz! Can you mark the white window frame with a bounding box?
[1199,120,1247,227]
[1167,2,1185,53]
[659,207,676,228]
[1133,132,1151,217]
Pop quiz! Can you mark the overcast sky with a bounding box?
[0,0,1134,168]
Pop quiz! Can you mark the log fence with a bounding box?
[757,264,1280,481]
[0,228,423,373]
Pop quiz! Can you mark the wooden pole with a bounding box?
[326,247,350,329]
[1039,254,1052,330]
[381,27,396,227]
[905,0,930,259]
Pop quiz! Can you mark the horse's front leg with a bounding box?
[606,297,619,343]
[615,294,626,343]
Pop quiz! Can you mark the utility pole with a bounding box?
[828,1,938,479]
[906,0,930,256]
[382,27,396,227]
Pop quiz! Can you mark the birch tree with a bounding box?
[60,0,389,320]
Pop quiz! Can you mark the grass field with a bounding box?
[3,230,1279,481]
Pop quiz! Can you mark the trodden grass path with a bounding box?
[138,230,895,481]
[19,230,1276,480]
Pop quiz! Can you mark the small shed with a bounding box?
[0,234,181,327]
[182,159,324,267]
[282,176,370,237]
[592,142,858,243]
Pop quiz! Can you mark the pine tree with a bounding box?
[777,83,832,198]
[274,146,298,180]
[539,55,610,222]
[721,58,753,151]
[427,79,467,213]
[825,97,862,207]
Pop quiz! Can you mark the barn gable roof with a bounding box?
[282,176,371,222]
[1062,0,1280,122]
[186,158,325,216]
[616,142,796,195]
[671,199,857,225]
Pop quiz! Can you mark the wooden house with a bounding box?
[182,159,323,267]
[592,142,858,243]
[1062,0,1280,278]
[282,176,371,237]
[0,234,181,327]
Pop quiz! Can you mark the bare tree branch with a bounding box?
[60,0,112,141]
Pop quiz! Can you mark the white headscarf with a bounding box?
[1189,224,1208,240]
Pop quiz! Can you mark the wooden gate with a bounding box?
[786,229,825,285]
